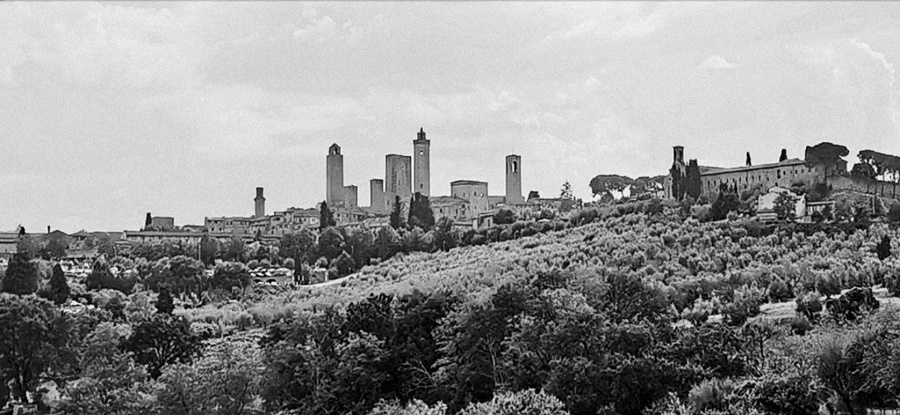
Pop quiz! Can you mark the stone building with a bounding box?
[505,154,524,204]
[343,185,358,208]
[254,187,266,218]
[149,216,175,230]
[326,143,344,206]
[414,127,431,196]
[385,154,412,211]
[370,179,386,214]
[664,146,823,200]
[451,180,490,218]
[431,196,469,222]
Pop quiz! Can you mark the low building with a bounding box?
[756,187,806,222]
[431,196,469,222]
[124,230,205,245]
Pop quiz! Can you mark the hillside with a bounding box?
[250,210,900,320]
[10,208,900,415]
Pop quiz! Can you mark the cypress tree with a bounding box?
[319,201,336,230]
[1,253,38,295]
[408,192,435,230]
[390,196,404,229]
[156,285,174,315]
[47,264,70,305]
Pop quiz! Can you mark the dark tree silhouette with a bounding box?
[877,235,892,261]
[122,315,202,379]
[390,196,404,229]
[408,192,436,230]
[145,212,152,230]
[746,152,752,166]
[319,201,336,230]
[1,253,38,295]
[780,149,788,162]
[47,264,70,305]
[686,160,702,199]
[156,285,174,315]
[805,142,849,184]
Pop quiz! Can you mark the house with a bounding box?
[756,187,806,222]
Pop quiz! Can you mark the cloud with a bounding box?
[699,55,736,70]
[849,38,899,126]
[293,15,338,43]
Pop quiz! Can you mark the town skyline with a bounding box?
[2,2,899,232]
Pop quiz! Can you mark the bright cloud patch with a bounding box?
[699,55,736,70]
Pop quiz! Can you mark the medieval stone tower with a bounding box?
[385,154,412,210]
[413,127,430,197]
[254,187,265,218]
[326,143,344,206]
[505,154,524,204]
[370,179,385,213]
[343,185,358,208]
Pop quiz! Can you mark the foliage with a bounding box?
[0,294,74,403]
[1,253,39,295]
[589,175,634,198]
[279,229,317,268]
[391,196,405,229]
[56,322,153,415]
[685,160,702,199]
[144,255,206,296]
[318,227,347,262]
[805,142,849,182]
[122,314,203,378]
[494,209,515,225]
[458,389,570,415]
[409,192,436,230]
[156,285,174,314]
[876,235,892,260]
[155,334,264,415]
[773,193,796,221]
[210,262,251,293]
[86,257,135,294]
[710,191,739,221]
[320,201,337,230]
[45,263,71,305]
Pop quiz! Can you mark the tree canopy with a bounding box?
[1,253,39,295]
[805,142,849,182]
[408,192,436,230]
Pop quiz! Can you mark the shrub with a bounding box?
[888,204,900,222]
[766,279,792,303]
[458,389,570,415]
[689,378,738,412]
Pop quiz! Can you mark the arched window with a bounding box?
[511,160,518,173]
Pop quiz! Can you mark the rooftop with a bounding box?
[700,158,806,177]
[451,180,488,186]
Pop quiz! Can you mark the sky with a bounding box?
[2,2,899,232]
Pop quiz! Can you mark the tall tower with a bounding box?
[505,154,524,204]
[385,154,412,211]
[326,143,344,206]
[370,179,385,213]
[254,187,266,218]
[343,185,358,208]
[413,127,430,196]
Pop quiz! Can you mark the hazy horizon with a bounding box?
[2,2,899,233]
